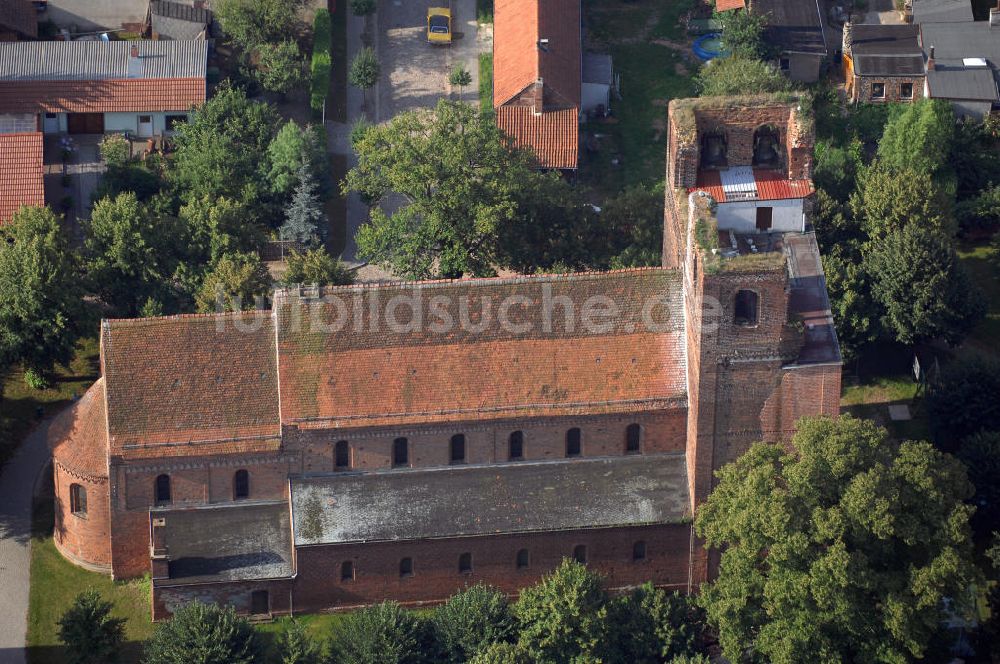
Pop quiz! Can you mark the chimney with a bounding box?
[842,21,853,56]
[928,45,935,70]
[130,43,139,59]
[531,78,544,115]
[537,38,549,52]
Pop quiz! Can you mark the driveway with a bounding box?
[377,0,483,120]
[42,0,149,32]
[0,421,54,664]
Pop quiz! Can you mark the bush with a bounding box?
[277,619,323,664]
[284,248,354,286]
[57,589,126,664]
[143,602,262,664]
[99,134,130,169]
[310,9,332,115]
[432,585,516,663]
[927,354,1000,450]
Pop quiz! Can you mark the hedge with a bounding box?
[311,9,332,116]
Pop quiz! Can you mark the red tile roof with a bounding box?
[692,168,814,203]
[0,132,44,225]
[493,0,581,109]
[101,312,281,458]
[496,106,579,169]
[0,0,37,38]
[716,0,746,11]
[275,270,687,430]
[0,78,206,114]
[49,379,109,482]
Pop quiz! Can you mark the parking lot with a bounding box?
[376,0,485,120]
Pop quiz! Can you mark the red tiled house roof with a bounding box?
[0,132,44,224]
[0,0,38,39]
[715,0,746,11]
[100,312,281,459]
[493,0,581,169]
[275,270,686,429]
[691,168,815,203]
[0,41,207,114]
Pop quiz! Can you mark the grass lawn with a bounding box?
[579,0,698,196]
[957,239,1000,360]
[1,338,100,468]
[479,53,493,113]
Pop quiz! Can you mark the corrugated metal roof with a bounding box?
[0,41,207,81]
[692,168,814,203]
[582,53,612,85]
[928,65,999,101]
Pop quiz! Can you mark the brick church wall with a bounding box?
[292,524,692,614]
[53,464,112,571]
[153,579,294,621]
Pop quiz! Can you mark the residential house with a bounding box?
[920,6,1000,119]
[842,23,926,103]
[0,132,44,224]
[752,0,828,82]
[493,0,581,170]
[0,40,207,137]
[146,0,211,41]
[0,0,37,41]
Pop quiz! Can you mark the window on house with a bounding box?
[566,428,582,457]
[70,483,87,516]
[393,437,409,467]
[516,548,530,569]
[633,541,647,562]
[400,557,414,577]
[155,474,171,504]
[341,560,355,581]
[625,423,641,454]
[509,431,524,460]
[900,82,913,99]
[250,590,269,615]
[233,469,249,500]
[756,206,773,231]
[450,434,466,464]
[335,440,350,469]
[165,114,187,131]
[779,57,790,71]
[573,545,588,564]
[871,82,886,99]
[459,552,473,573]
[734,290,759,327]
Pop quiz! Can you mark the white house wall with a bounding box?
[716,198,805,233]
[40,111,192,135]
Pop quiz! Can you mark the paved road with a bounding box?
[0,421,53,664]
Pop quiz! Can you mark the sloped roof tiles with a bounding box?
[0,132,45,224]
[0,0,37,38]
[496,106,579,169]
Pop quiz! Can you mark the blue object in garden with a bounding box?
[693,33,730,61]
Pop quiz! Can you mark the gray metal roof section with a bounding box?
[784,232,842,366]
[0,40,207,81]
[583,53,613,85]
[151,0,211,24]
[928,64,999,100]
[753,0,827,54]
[854,53,926,75]
[155,501,293,585]
[291,454,691,546]
[922,22,1000,63]
[911,0,974,23]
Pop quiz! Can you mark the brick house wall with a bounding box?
[851,74,924,103]
[153,579,294,621]
[53,463,112,572]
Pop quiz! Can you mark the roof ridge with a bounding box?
[104,310,271,327]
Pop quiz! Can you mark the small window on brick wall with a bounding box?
[734,290,759,327]
[900,82,913,99]
[341,560,355,581]
[566,428,582,457]
[633,541,647,562]
[393,437,409,467]
[516,548,530,569]
[335,440,350,469]
[871,82,886,99]
[70,483,87,516]
[450,434,466,464]
[459,552,473,574]
[573,545,588,564]
[155,474,171,504]
[233,469,249,500]
[625,423,642,454]
[509,431,524,460]
[400,557,414,577]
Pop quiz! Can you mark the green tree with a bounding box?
[57,589,126,664]
[0,206,86,375]
[85,192,183,315]
[850,165,953,242]
[216,0,304,50]
[143,602,262,664]
[195,251,271,313]
[350,0,376,16]
[696,415,979,664]
[449,64,473,96]
[927,354,1000,450]
[813,139,863,204]
[866,224,984,346]
[958,431,1000,539]
[170,83,281,204]
[280,159,326,246]
[346,100,541,278]
[329,601,426,664]
[604,183,665,268]
[821,251,880,361]
[277,619,323,664]
[513,559,609,664]
[432,585,516,663]
[719,9,768,59]
[696,56,790,97]
[179,195,265,266]
[467,642,530,664]
[267,121,328,199]
[349,46,380,106]
[283,248,354,286]
[256,40,304,98]
[99,133,130,169]
[603,584,704,664]
[877,99,954,177]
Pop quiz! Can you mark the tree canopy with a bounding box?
[328,601,429,664]
[194,251,272,313]
[143,602,262,664]
[877,99,954,178]
[283,248,354,286]
[696,415,979,664]
[57,590,126,664]
[431,585,516,663]
[696,56,790,97]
